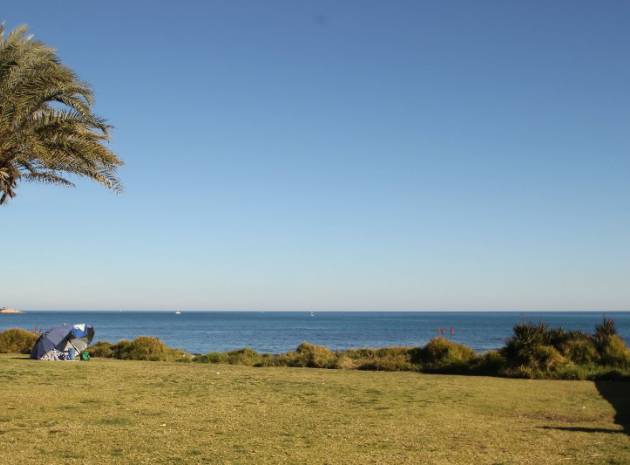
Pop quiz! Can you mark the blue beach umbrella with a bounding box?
[31,324,95,360]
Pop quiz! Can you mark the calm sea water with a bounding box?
[1,311,628,354]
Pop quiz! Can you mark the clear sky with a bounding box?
[2,1,629,311]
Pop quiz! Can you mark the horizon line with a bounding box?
[11,309,630,313]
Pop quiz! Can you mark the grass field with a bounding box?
[0,355,628,465]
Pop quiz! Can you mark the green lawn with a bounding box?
[0,355,628,465]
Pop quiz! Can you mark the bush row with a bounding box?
[188,319,630,380]
[2,319,629,380]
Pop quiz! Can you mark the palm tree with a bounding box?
[0,24,122,205]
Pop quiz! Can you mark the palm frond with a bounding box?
[0,23,122,204]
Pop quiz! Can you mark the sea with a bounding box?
[1,311,629,354]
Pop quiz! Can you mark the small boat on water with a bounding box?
[175,310,182,315]
[310,311,315,317]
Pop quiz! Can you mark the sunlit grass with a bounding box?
[0,355,628,465]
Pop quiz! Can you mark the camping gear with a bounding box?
[31,324,95,361]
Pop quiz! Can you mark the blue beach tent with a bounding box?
[31,324,95,360]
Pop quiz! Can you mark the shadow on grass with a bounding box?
[539,381,629,436]
[541,426,625,434]
[595,381,630,436]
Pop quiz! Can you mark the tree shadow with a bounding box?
[594,381,630,436]
[541,426,625,434]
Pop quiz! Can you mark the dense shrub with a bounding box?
[88,337,192,362]
[194,348,262,366]
[417,337,476,372]
[354,357,414,371]
[599,335,630,368]
[552,363,591,380]
[88,341,114,358]
[502,323,552,367]
[594,318,617,346]
[558,337,599,365]
[193,352,227,363]
[226,348,263,366]
[0,328,38,354]
[588,319,630,368]
[115,337,166,360]
[497,318,630,378]
[333,355,356,370]
[531,345,567,371]
[289,343,338,368]
[344,347,414,371]
[501,323,577,377]
[469,350,506,376]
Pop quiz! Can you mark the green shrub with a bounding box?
[193,352,227,363]
[599,335,630,368]
[502,365,536,379]
[259,353,293,367]
[552,364,591,380]
[110,337,190,362]
[333,355,356,370]
[343,348,376,360]
[417,338,476,372]
[226,348,262,365]
[559,338,599,365]
[502,323,552,366]
[88,341,114,358]
[470,350,506,376]
[531,345,567,371]
[355,357,414,371]
[502,345,569,379]
[111,340,132,358]
[345,347,414,371]
[116,337,165,361]
[194,348,271,366]
[289,343,338,368]
[594,318,617,342]
[340,347,414,371]
[0,328,38,354]
[252,353,280,367]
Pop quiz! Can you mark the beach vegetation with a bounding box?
[191,320,630,380]
[87,341,114,358]
[4,319,629,380]
[0,328,38,354]
[288,342,338,368]
[416,337,476,372]
[87,337,190,362]
[468,350,507,375]
[193,348,262,366]
[344,347,414,371]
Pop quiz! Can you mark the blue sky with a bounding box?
[2,1,629,310]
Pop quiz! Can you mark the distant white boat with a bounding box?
[310,311,315,317]
[175,310,182,315]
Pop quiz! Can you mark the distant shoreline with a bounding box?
[0,308,23,314]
